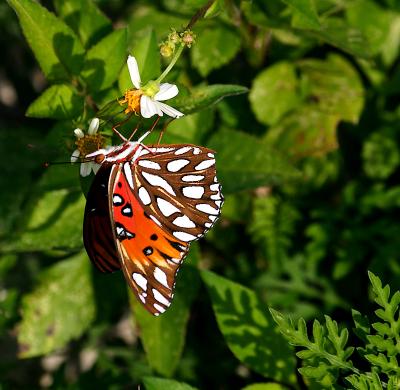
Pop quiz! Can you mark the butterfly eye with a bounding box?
[94,154,105,164]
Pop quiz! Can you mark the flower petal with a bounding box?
[71,149,80,162]
[74,128,84,138]
[92,163,101,174]
[153,100,164,116]
[140,95,158,118]
[80,162,92,177]
[88,118,99,135]
[127,55,141,89]
[154,83,179,101]
[157,101,184,118]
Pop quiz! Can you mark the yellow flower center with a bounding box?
[75,134,105,158]
[119,89,143,114]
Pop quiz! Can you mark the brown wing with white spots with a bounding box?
[132,144,224,244]
[110,163,189,316]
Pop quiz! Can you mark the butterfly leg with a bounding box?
[157,118,174,145]
[112,113,134,141]
[127,119,142,141]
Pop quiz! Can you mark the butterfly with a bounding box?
[83,133,223,316]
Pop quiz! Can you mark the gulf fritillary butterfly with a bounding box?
[83,134,223,316]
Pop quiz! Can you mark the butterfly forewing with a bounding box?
[133,144,224,244]
[110,164,189,315]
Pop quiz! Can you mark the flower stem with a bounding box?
[155,44,184,84]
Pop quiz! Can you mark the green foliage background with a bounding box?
[1,0,400,388]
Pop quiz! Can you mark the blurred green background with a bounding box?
[1,0,400,388]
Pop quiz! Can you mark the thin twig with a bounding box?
[185,0,216,30]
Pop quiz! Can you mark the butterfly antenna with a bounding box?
[44,158,94,167]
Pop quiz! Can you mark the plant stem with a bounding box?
[155,44,184,84]
[186,0,215,30]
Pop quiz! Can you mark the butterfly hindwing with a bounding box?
[133,144,224,244]
[83,165,121,273]
[110,164,189,315]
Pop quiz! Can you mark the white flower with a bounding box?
[126,55,184,119]
[71,118,102,177]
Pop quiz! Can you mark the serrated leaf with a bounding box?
[207,129,300,193]
[174,84,248,115]
[82,28,127,92]
[249,62,300,126]
[17,252,95,358]
[8,0,85,81]
[131,246,200,377]
[298,364,328,380]
[5,189,85,252]
[143,377,198,390]
[26,84,83,119]
[282,0,320,29]
[119,28,160,91]
[312,319,324,347]
[352,309,370,343]
[202,270,296,384]
[53,0,112,48]
[191,26,241,77]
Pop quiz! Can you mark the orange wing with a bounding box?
[110,164,189,316]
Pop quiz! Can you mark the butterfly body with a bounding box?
[84,141,223,315]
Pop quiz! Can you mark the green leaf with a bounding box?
[249,62,300,126]
[191,26,241,77]
[265,55,364,159]
[82,28,127,92]
[163,109,215,144]
[0,127,44,238]
[282,0,320,29]
[7,0,85,81]
[308,17,370,59]
[5,188,85,252]
[265,105,339,159]
[53,0,112,48]
[207,129,300,193]
[131,246,200,377]
[26,84,83,119]
[119,28,160,91]
[201,270,296,383]
[298,54,364,124]
[241,384,288,390]
[345,0,395,62]
[174,84,248,115]
[17,252,95,358]
[128,5,187,41]
[143,377,198,390]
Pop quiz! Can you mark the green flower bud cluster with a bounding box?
[159,29,197,57]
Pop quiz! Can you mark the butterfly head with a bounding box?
[85,130,152,165]
[85,142,144,165]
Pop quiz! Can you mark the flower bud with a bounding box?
[160,42,175,58]
[181,30,196,48]
[168,29,181,44]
